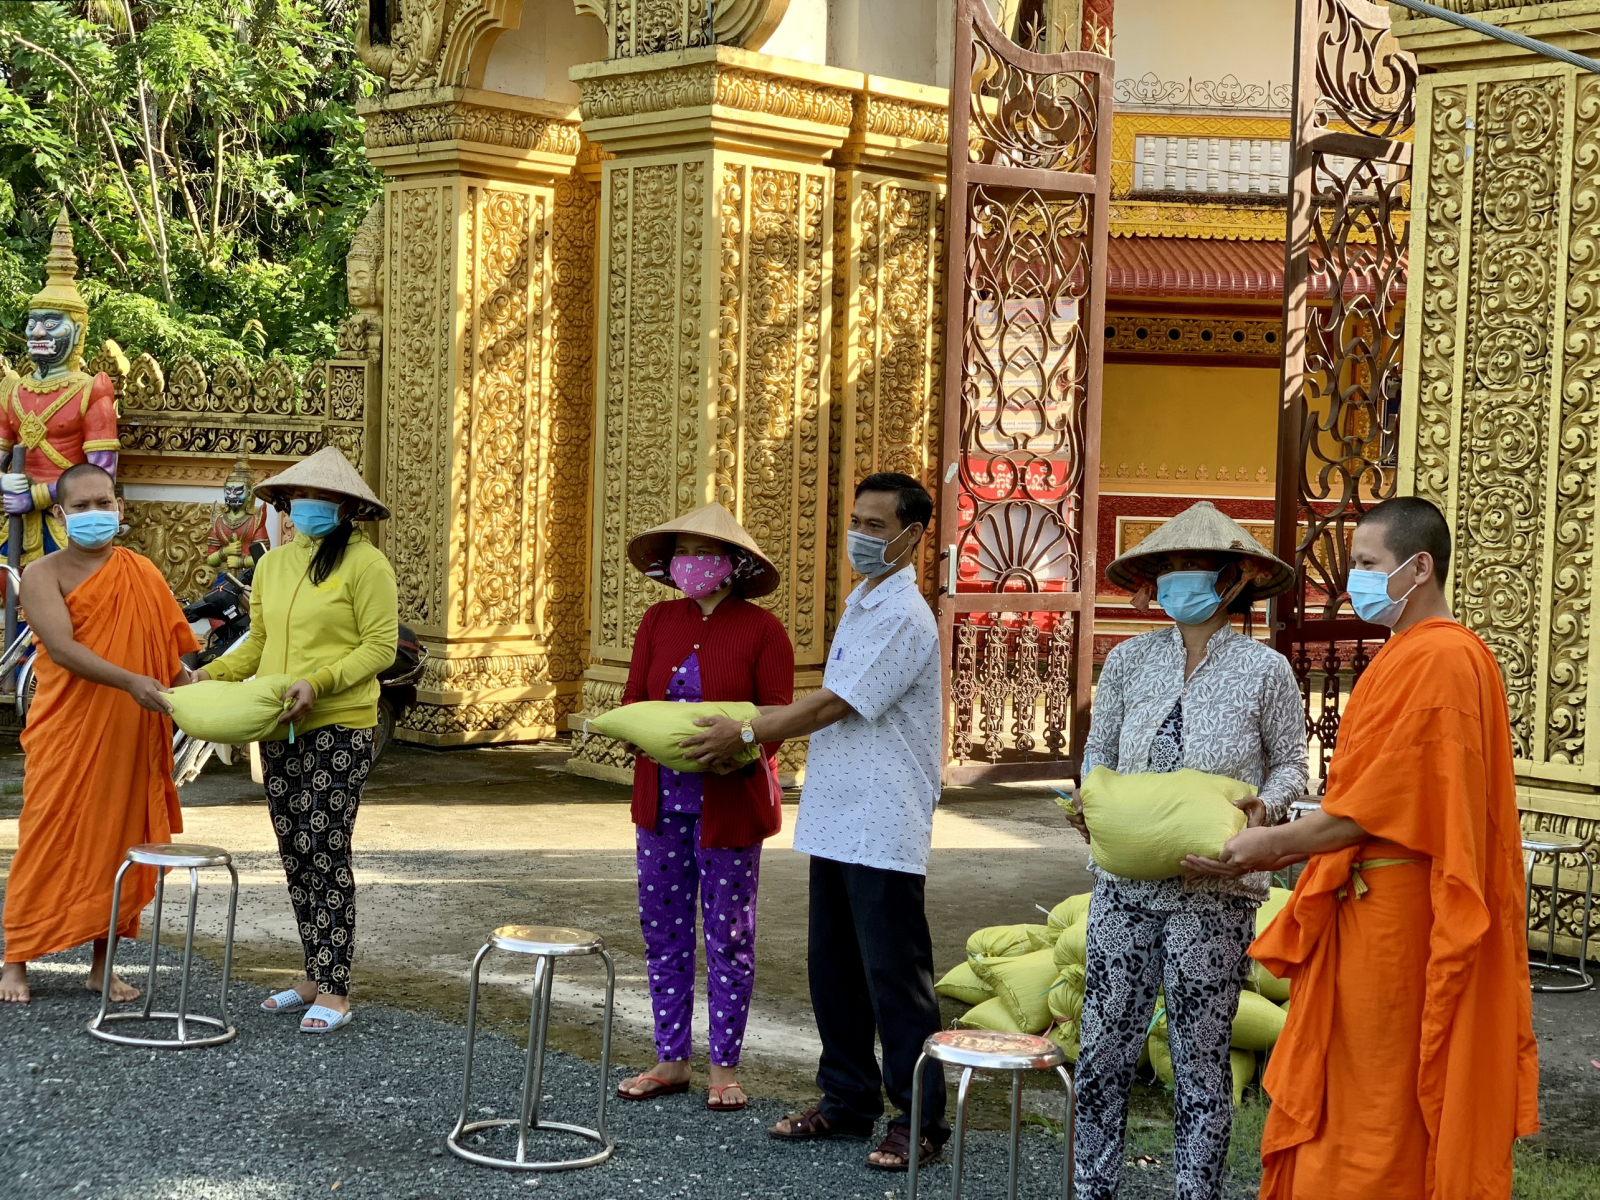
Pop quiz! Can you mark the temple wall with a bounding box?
[1396,2,1600,958]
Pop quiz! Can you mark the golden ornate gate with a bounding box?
[1271,0,1416,785]
[937,0,1113,784]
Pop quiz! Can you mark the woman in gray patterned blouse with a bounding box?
[1063,501,1308,1200]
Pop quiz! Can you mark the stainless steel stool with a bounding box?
[447,924,616,1172]
[908,1029,1075,1200]
[1523,836,1595,993]
[86,843,239,1049]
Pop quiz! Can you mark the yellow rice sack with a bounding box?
[1230,988,1287,1051]
[936,961,993,1007]
[585,701,762,773]
[167,674,294,743]
[1247,886,1293,1000]
[1046,893,1093,931]
[955,996,1026,1034]
[1080,765,1253,880]
[1046,963,1086,1024]
[1230,1049,1255,1105]
[1053,922,1088,971]
[971,948,1058,1034]
[1148,1033,1173,1087]
[967,923,1051,960]
[1048,1020,1080,1064]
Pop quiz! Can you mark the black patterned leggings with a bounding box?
[1073,885,1256,1200]
[262,724,375,997]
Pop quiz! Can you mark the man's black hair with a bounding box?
[55,462,115,507]
[1359,496,1452,586]
[855,472,933,531]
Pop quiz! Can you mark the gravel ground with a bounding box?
[0,946,1264,1200]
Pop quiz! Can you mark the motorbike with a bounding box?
[171,557,427,786]
[0,565,39,721]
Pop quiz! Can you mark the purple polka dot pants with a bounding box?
[636,812,761,1067]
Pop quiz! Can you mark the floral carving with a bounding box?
[121,500,216,601]
[578,64,853,130]
[1412,86,1467,511]
[363,103,582,157]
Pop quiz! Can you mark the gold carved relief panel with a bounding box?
[1401,63,1600,786]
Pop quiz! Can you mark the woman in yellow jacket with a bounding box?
[196,447,397,1034]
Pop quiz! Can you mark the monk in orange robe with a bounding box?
[0,463,197,1003]
[1186,495,1538,1199]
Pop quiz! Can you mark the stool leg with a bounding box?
[1055,1065,1075,1200]
[1548,854,1562,968]
[1581,853,1595,987]
[907,1052,928,1200]
[515,955,552,1165]
[450,943,493,1147]
[950,1065,974,1200]
[92,860,133,1032]
[218,864,239,1032]
[596,949,615,1149]
[141,866,166,1020]
[1007,1071,1023,1200]
[174,867,200,1044]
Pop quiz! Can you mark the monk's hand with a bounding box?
[280,679,315,725]
[1232,795,1268,828]
[681,715,745,766]
[1205,825,1284,874]
[127,675,174,714]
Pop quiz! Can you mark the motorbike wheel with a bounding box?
[172,734,216,788]
[15,668,36,723]
[373,699,397,764]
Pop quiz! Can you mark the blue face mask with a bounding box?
[847,527,914,578]
[289,497,343,539]
[1156,569,1223,626]
[61,509,119,550]
[1346,554,1419,628]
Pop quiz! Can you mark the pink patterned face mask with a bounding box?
[670,554,734,598]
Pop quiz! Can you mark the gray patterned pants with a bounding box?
[1073,883,1255,1200]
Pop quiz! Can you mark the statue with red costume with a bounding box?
[0,209,119,564]
[205,456,271,578]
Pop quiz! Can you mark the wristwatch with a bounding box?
[740,719,757,746]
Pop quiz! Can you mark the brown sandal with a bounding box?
[866,1123,941,1172]
[707,1082,748,1112]
[768,1106,872,1140]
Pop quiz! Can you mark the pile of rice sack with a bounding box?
[936,888,1293,1104]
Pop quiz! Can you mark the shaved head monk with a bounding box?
[1,463,197,1003]
[1186,496,1539,1198]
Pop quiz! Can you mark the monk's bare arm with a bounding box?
[1191,808,1368,876]
[20,561,173,713]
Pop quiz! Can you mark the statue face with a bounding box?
[223,481,250,509]
[347,258,373,309]
[25,309,78,374]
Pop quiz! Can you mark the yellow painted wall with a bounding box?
[1101,362,1278,490]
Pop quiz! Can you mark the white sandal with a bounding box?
[300,1003,354,1034]
[261,988,310,1014]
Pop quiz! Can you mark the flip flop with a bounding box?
[261,988,310,1014]
[299,1003,353,1034]
[707,1082,748,1112]
[616,1073,690,1102]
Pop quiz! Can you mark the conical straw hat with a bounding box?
[255,446,389,520]
[1106,500,1293,599]
[627,502,780,599]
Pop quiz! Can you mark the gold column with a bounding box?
[1396,3,1600,957]
[359,86,598,745]
[567,48,859,780]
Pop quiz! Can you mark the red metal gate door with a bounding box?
[1271,0,1416,787]
[937,0,1113,785]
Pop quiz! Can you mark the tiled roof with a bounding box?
[1105,236,1406,303]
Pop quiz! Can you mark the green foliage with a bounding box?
[0,0,381,368]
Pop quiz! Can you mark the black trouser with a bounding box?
[808,855,948,1142]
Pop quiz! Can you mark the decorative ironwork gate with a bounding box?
[937,0,1113,784]
[1271,0,1416,785]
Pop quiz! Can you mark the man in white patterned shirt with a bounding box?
[684,473,946,1172]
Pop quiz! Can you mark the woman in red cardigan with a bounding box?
[613,503,794,1113]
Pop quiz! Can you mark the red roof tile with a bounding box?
[1105,237,1405,303]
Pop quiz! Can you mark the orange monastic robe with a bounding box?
[1253,617,1539,1200]
[2,548,197,962]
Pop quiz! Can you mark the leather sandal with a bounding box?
[616,1073,690,1102]
[866,1123,941,1172]
[769,1106,869,1140]
[706,1082,748,1112]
